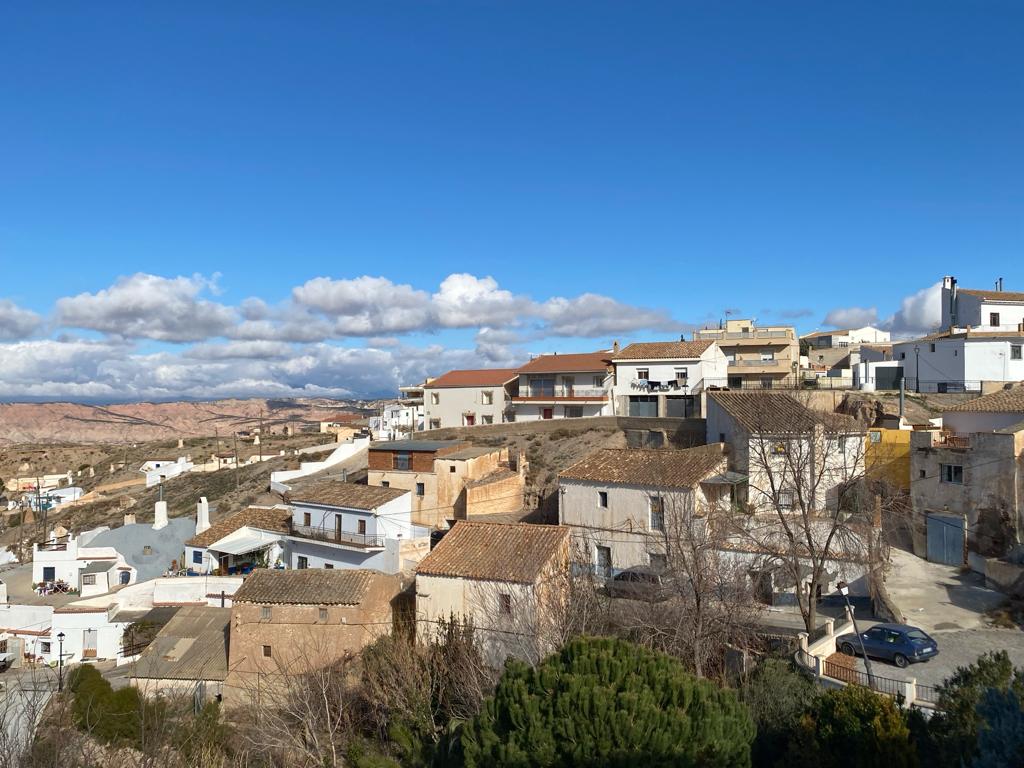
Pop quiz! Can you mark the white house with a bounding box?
[422,368,520,429]
[415,521,570,664]
[942,275,1024,331]
[609,339,728,417]
[369,402,424,440]
[893,328,1024,393]
[802,326,891,349]
[706,391,866,513]
[186,483,431,576]
[508,351,612,421]
[558,443,736,575]
[140,456,193,487]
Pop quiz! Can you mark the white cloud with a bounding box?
[884,281,942,337]
[537,293,677,338]
[56,273,236,342]
[0,300,42,340]
[292,276,433,335]
[822,306,879,329]
[432,273,528,327]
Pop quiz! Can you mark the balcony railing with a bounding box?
[515,386,608,399]
[696,329,793,340]
[939,432,972,449]
[734,359,783,368]
[36,538,70,552]
[287,522,385,549]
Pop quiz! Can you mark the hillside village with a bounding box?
[0,273,1022,763]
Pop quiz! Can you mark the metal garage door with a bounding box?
[666,396,695,418]
[875,367,903,391]
[926,512,965,565]
[628,396,658,417]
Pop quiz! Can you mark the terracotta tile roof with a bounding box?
[186,506,290,548]
[944,385,1024,413]
[416,522,569,584]
[286,480,408,509]
[800,329,850,339]
[612,340,714,360]
[903,328,1024,343]
[425,368,519,388]
[958,288,1024,303]
[232,568,378,605]
[559,444,727,489]
[708,391,861,434]
[517,351,610,373]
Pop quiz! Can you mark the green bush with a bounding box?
[740,658,818,767]
[68,663,159,750]
[458,636,755,768]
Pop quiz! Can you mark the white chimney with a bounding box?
[124,512,136,526]
[153,500,168,531]
[196,496,210,535]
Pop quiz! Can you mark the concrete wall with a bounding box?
[894,337,1024,385]
[424,385,511,429]
[417,415,706,446]
[270,437,369,487]
[464,471,525,518]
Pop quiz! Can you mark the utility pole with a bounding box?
[233,432,240,489]
[258,408,264,462]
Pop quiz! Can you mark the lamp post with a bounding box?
[57,631,66,692]
[836,581,875,688]
[913,345,921,393]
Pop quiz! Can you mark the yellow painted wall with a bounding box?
[866,428,911,490]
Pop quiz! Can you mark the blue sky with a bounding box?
[1,3,1022,400]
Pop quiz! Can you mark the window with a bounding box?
[415,482,425,497]
[325,564,334,569]
[395,451,411,471]
[82,574,96,586]
[649,553,668,572]
[636,368,649,380]
[649,497,665,532]
[297,556,309,570]
[193,550,203,564]
[929,343,936,352]
[940,464,964,485]
[719,433,726,443]
[869,431,881,444]
[429,419,441,429]
[481,390,493,405]
[262,645,272,658]
[760,378,773,389]
[481,415,494,425]
[260,606,272,620]
[760,350,775,361]
[919,469,926,479]
[564,406,584,418]
[778,491,794,510]
[1013,345,1023,361]
[674,367,688,381]
[900,352,906,360]
[303,511,311,527]
[726,353,736,362]
[595,545,612,574]
[430,392,440,405]
[593,375,604,388]
[990,312,1001,326]
[498,593,512,615]
[772,442,787,455]
[598,491,608,508]
[449,465,456,473]
[318,608,328,622]
[40,642,51,654]
[142,545,152,556]
[381,481,390,488]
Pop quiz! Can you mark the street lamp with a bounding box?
[56,631,66,692]
[913,345,921,393]
[836,581,876,687]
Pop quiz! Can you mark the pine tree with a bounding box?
[457,636,755,768]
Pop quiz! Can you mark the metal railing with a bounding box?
[287,522,385,549]
[939,432,972,449]
[696,329,793,340]
[902,378,983,394]
[517,386,608,399]
[735,359,783,367]
[915,682,940,705]
[822,657,906,698]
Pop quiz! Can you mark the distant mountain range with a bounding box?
[0,398,374,445]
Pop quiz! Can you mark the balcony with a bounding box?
[513,386,609,401]
[36,537,70,552]
[287,522,385,550]
[733,359,784,368]
[696,329,793,341]
[939,432,972,450]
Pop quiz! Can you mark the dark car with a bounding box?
[604,567,672,602]
[836,623,938,668]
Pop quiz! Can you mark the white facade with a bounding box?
[32,531,124,592]
[511,367,611,421]
[423,379,515,429]
[610,344,728,418]
[893,336,1024,391]
[804,326,891,348]
[370,403,424,440]
[141,456,193,487]
[942,276,1024,331]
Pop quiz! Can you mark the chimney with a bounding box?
[998,277,1004,292]
[153,500,168,531]
[177,438,184,448]
[123,512,136,526]
[196,496,210,535]
[612,340,620,354]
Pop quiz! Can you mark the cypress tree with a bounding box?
[457,636,754,768]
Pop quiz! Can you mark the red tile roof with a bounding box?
[186,506,291,548]
[559,443,727,489]
[416,522,569,584]
[958,288,1024,303]
[517,351,611,374]
[612,340,714,360]
[425,369,520,388]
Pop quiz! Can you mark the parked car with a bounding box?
[837,623,938,668]
[604,567,672,602]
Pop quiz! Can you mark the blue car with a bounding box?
[836,623,939,668]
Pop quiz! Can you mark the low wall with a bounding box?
[270,438,369,487]
[415,416,706,445]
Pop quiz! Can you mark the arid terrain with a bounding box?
[0,398,374,445]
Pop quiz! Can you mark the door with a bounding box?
[119,571,131,585]
[927,512,965,565]
[627,396,658,417]
[563,376,575,397]
[595,546,612,578]
[874,367,903,390]
[335,514,343,540]
[861,626,887,657]
[357,519,367,535]
[42,567,55,582]
[83,629,98,659]
[542,408,554,420]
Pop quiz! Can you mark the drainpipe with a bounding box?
[899,378,905,419]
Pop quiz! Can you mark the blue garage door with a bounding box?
[628,396,658,417]
[926,513,965,565]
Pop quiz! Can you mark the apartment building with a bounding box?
[422,369,519,429]
[694,319,799,389]
[508,351,612,421]
[608,339,728,417]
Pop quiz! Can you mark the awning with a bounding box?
[702,471,748,486]
[209,528,281,556]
